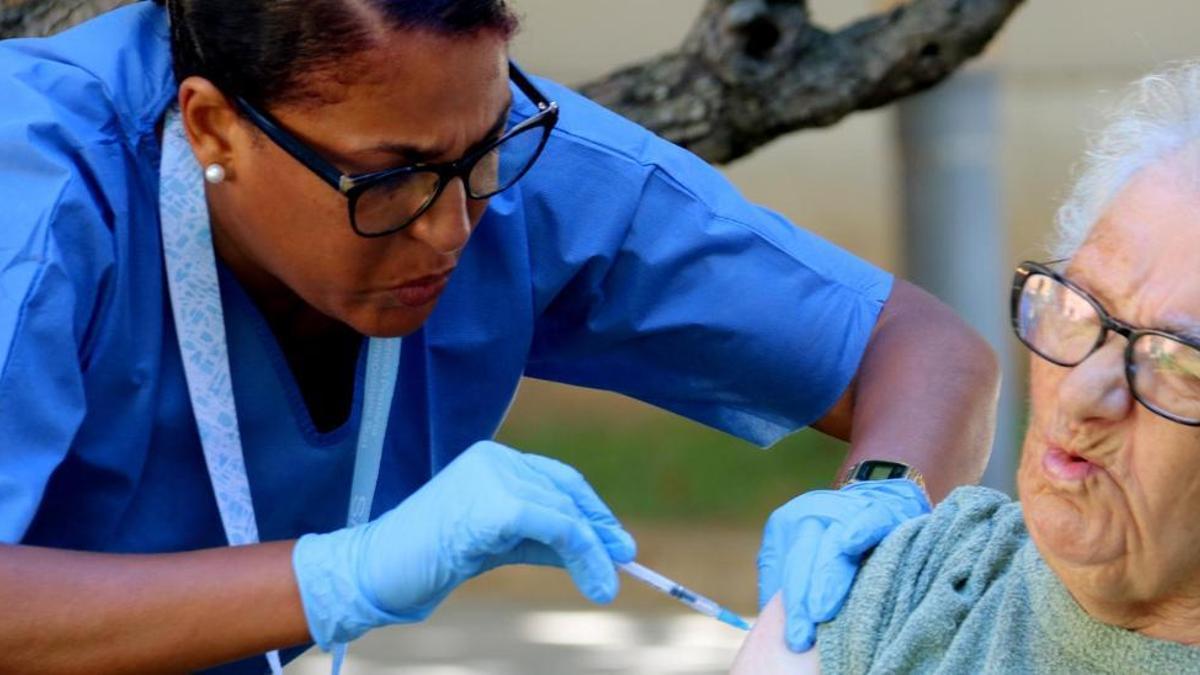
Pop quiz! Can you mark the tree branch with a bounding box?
[1,0,1023,166]
[579,0,1024,164]
[1,0,127,39]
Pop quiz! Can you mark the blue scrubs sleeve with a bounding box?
[0,50,116,543]
[523,87,892,446]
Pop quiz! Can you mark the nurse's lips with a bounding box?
[1042,444,1101,484]
[391,269,453,308]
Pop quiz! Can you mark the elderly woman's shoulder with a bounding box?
[835,485,1029,617]
[876,485,1026,583]
[845,486,1027,626]
[880,484,1021,549]
[917,484,1023,540]
[816,486,1030,672]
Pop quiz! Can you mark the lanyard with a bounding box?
[159,109,399,675]
[330,337,400,673]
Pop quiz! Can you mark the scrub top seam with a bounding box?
[542,111,729,216]
[0,249,52,386]
[0,165,81,384]
[77,136,142,369]
[17,3,177,145]
[542,122,892,305]
[707,211,894,306]
[5,47,176,166]
[545,124,661,179]
[11,55,144,154]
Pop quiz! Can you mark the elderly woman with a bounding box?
[733,62,1200,673]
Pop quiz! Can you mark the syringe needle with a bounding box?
[618,561,751,630]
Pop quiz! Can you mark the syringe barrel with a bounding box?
[619,562,721,618]
[618,562,674,593]
[688,595,721,618]
[618,561,743,626]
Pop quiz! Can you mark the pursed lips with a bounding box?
[1040,429,1118,485]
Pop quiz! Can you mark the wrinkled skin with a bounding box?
[1019,156,1200,644]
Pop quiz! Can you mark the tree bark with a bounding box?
[1,0,127,40]
[579,0,1024,164]
[1,0,1024,165]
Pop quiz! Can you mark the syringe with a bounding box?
[618,561,751,631]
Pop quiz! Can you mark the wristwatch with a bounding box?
[838,460,928,495]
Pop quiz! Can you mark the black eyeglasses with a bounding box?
[1011,260,1200,426]
[232,62,558,238]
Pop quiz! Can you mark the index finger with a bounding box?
[521,453,637,562]
[511,500,621,604]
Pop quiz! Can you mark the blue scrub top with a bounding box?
[0,3,891,672]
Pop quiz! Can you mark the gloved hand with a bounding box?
[292,440,636,650]
[757,478,930,652]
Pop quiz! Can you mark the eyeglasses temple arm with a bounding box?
[232,96,349,193]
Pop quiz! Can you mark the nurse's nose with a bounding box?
[1057,333,1134,425]
[407,178,471,256]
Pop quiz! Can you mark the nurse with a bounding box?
[0,0,999,673]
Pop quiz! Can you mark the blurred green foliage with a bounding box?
[497,385,848,525]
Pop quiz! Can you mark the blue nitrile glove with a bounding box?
[292,440,637,650]
[757,478,930,652]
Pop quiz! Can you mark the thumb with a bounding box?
[838,500,907,555]
[757,516,798,609]
[779,519,827,650]
[787,620,817,654]
[804,522,862,624]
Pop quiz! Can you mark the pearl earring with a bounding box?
[204,163,226,185]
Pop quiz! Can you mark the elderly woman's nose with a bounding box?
[1057,335,1134,424]
[407,179,472,255]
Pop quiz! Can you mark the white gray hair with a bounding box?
[1054,61,1200,259]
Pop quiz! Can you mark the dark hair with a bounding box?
[153,0,518,107]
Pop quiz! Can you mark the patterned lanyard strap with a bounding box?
[159,108,400,675]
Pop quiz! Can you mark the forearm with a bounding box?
[0,541,311,674]
[817,280,1000,501]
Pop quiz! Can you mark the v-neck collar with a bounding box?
[215,261,367,447]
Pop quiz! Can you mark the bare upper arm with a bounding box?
[730,594,821,675]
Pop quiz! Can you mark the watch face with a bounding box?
[868,464,899,480]
[856,461,908,481]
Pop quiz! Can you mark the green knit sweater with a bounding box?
[818,486,1200,674]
